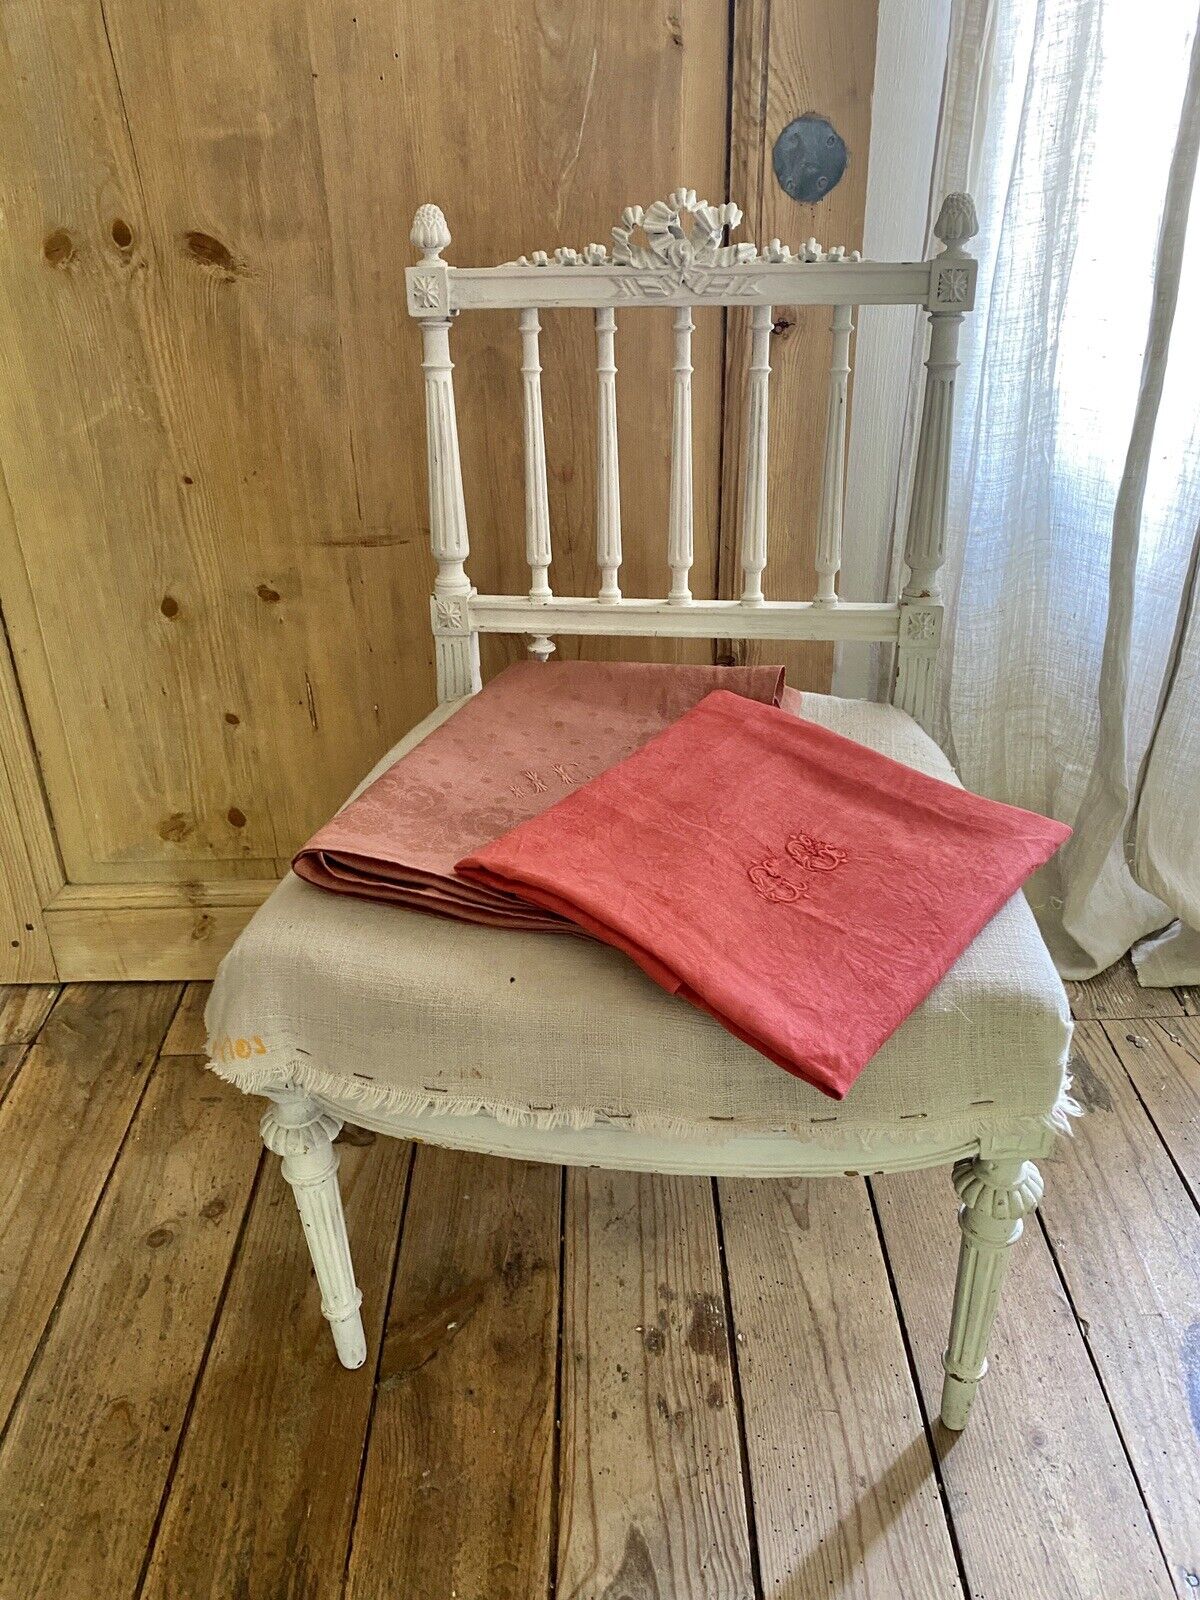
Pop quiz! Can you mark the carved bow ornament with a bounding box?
[506,187,861,296]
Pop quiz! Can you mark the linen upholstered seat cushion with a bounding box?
[205,692,1074,1148]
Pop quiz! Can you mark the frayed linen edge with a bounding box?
[208,1052,1082,1151]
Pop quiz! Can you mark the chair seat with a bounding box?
[206,691,1073,1160]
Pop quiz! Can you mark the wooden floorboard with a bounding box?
[0,984,59,1045]
[345,1146,561,1600]
[0,1057,260,1600]
[1065,956,1185,1020]
[0,1042,30,1105]
[719,1174,962,1598]
[0,969,1196,1598]
[556,1170,754,1600]
[142,1119,410,1600]
[1038,1022,1200,1594]
[1104,1017,1200,1201]
[873,1163,1177,1599]
[160,982,212,1057]
[0,983,181,1430]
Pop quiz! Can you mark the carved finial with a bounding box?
[411,203,451,261]
[934,193,978,253]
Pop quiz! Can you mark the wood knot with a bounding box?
[182,230,239,277]
[43,228,75,267]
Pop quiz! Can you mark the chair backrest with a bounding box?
[405,187,978,733]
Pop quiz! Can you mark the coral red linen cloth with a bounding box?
[292,661,785,929]
[457,690,1072,1098]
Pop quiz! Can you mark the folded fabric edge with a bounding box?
[206,1048,1080,1151]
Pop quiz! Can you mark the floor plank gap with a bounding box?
[711,1176,767,1600]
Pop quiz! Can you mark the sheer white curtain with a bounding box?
[926,0,1200,982]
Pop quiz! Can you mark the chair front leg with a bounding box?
[940,1154,1044,1430]
[260,1090,367,1369]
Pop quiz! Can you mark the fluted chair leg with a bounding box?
[260,1090,366,1369]
[940,1154,1044,1430]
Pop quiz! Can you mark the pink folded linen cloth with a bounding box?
[293,660,785,929]
[457,689,1072,1098]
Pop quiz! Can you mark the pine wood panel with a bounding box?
[718,1175,962,1597]
[556,1170,753,1599]
[719,0,879,690]
[873,1163,1178,1600]
[0,1061,260,1600]
[1103,1017,1199,1197]
[346,1146,561,1600]
[0,0,732,938]
[0,611,56,980]
[0,982,180,1428]
[0,984,58,1044]
[1064,957,1185,1020]
[142,1122,410,1600]
[308,0,730,683]
[1039,1023,1200,1586]
[161,981,213,1055]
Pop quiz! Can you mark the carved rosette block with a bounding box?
[940,1155,1043,1429]
[430,594,468,636]
[261,1093,366,1369]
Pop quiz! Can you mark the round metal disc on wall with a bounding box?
[772,114,848,204]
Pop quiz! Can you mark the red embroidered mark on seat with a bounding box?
[785,832,848,872]
[748,858,810,902]
[750,832,847,903]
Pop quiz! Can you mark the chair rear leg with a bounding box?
[260,1090,366,1369]
[940,1154,1044,1430]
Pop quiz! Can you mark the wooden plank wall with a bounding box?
[0,0,877,980]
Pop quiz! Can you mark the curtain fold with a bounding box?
[916,0,1200,982]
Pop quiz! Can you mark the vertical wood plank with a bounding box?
[143,1122,410,1600]
[1102,1017,1199,1196]
[719,0,879,686]
[0,589,57,980]
[1038,1023,1200,1586]
[719,1175,962,1598]
[0,1060,260,1600]
[0,982,181,1428]
[308,0,728,682]
[874,1162,1179,1599]
[346,1148,560,1600]
[556,1170,754,1599]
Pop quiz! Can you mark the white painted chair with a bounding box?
[206,189,1074,1431]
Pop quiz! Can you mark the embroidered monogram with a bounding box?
[553,761,588,784]
[524,769,548,794]
[748,858,810,902]
[750,832,848,902]
[785,833,848,872]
